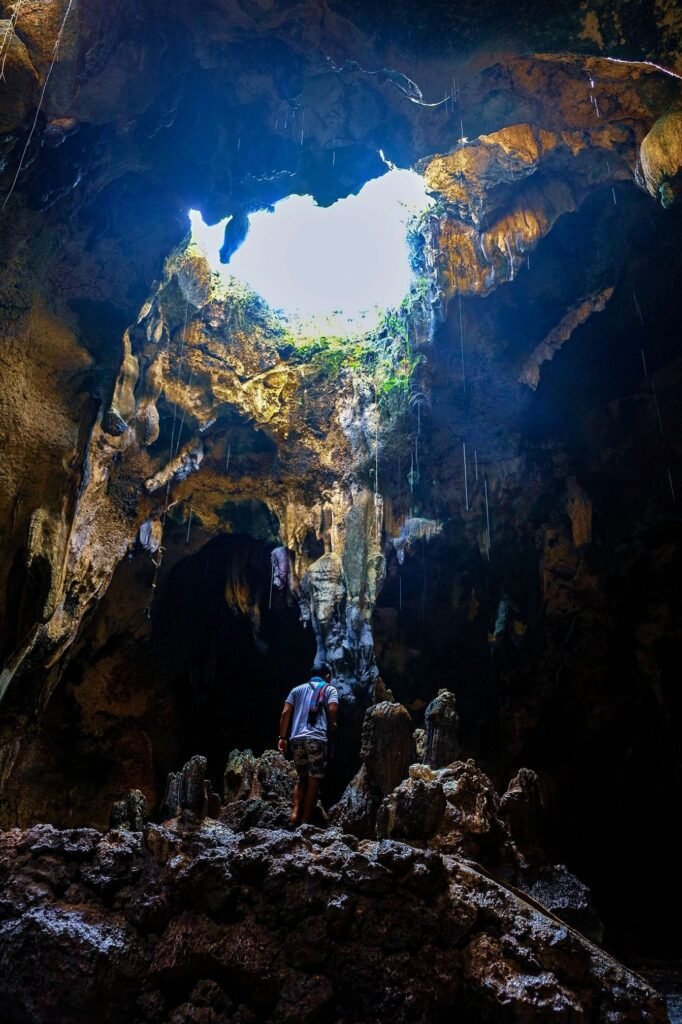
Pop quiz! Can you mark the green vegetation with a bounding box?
[282,271,431,409]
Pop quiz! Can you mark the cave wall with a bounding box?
[1,0,682,949]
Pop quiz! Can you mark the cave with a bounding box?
[1,0,682,1021]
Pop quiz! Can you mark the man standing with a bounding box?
[278,665,338,825]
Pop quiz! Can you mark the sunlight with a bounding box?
[189,168,433,336]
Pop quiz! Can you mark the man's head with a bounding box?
[313,663,332,682]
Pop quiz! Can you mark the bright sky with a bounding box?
[189,168,433,335]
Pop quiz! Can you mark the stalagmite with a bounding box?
[109,790,148,832]
[331,701,415,837]
[500,767,545,861]
[161,755,221,820]
[423,689,460,768]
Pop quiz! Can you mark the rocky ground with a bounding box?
[0,817,668,1024]
[0,720,671,1024]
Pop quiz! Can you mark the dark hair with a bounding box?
[313,664,332,679]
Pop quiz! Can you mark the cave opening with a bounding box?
[189,166,433,336]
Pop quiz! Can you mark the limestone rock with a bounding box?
[0,22,39,133]
[331,701,415,837]
[161,755,221,820]
[639,105,682,206]
[328,764,381,838]
[109,789,147,832]
[360,701,415,796]
[376,773,447,840]
[391,516,442,565]
[519,287,614,390]
[223,748,295,804]
[0,820,668,1023]
[382,760,510,863]
[500,767,546,861]
[423,688,460,768]
[221,748,296,831]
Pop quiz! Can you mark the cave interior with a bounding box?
[1,0,682,1020]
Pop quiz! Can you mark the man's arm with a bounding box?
[327,701,338,735]
[278,702,293,754]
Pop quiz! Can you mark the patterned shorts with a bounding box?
[290,738,328,779]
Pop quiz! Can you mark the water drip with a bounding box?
[484,477,491,561]
[667,468,676,504]
[458,293,466,390]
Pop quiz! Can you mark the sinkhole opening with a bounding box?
[190,167,433,336]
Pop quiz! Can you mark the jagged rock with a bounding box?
[161,756,221,820]
[500,767,546,861]
[223,749,260,802]
[331,701,415,837]
[521,865,605,944]
[0,820,667,1023]
[381,760,511,863]
[361,702,415,795]
[328,764,380,838]
[423,688,460,768]
[377,773,447,840]
[109,790,147,832]
[391,517,443,564]
[221,748,297,830]
[639,105,682,206]
[223,748,295,804]
[372,675,394,704]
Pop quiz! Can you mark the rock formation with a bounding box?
[423,688,460,768]
[331,700,416,837]
[0,816,668,1024]
[0,0,681,1009]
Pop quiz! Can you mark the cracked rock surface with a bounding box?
[0,818,668,1024]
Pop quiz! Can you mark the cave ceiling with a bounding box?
[0,0,681,874]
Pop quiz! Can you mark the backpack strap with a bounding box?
[307,679,329,725]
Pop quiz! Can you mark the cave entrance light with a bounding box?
[189,167,433,337]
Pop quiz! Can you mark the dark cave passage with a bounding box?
[152,533,317,787]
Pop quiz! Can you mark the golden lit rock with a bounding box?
[639,105,682,206]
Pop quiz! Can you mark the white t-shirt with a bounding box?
[285,679,339,741]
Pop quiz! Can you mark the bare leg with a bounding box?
[301,777,321,824]
[291,778,306,824]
